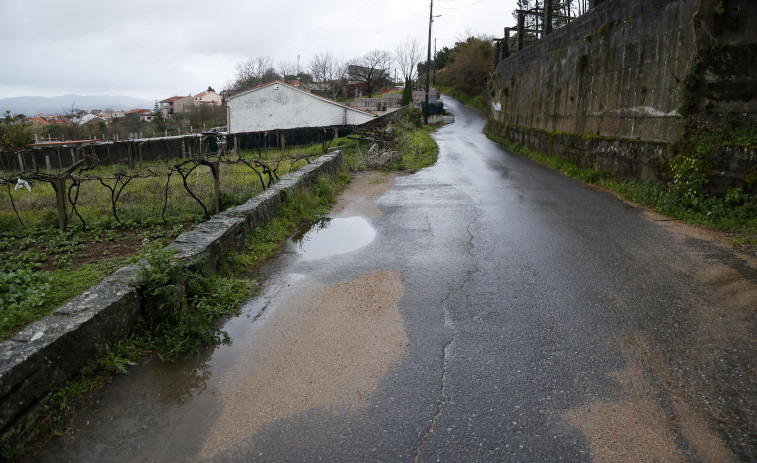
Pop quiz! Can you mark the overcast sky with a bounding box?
[0,0,520,102]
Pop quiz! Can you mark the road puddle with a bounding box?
[292,216,376,261]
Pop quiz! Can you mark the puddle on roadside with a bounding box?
[292,216,376,261]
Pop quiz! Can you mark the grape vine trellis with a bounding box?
[0,149,321,231]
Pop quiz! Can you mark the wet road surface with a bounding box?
[27,97,757,462]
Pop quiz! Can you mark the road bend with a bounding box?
[27,97,756,462]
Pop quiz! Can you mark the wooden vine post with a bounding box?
[210,159,221,215]
[47,159,84,231]
[199,157,222,215]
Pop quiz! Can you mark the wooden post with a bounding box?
[212,160,221,214]
[505,28,511,57]
[517,11,525,51]
[544,0,553,36]
[51,177,68,231]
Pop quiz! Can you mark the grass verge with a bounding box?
[440,86,487,112]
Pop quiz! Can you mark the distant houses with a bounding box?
[160,90,223,118]
[20,89,225,129]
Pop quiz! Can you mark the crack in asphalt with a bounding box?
[412,205,482,462]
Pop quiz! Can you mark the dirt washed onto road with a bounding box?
[199,271,407,459]
[330,171,399,219]
[198,171,407,459]
[565,336,735,462]
[565,210,756,462]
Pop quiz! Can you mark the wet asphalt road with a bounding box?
[28,97,756,462]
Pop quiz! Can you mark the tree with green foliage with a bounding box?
[401,79,413,106]
[437,35,495,96]
[417,46,451,83]
[152,100,165,128]
[0,111,34,152]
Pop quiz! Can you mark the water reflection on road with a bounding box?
[292,216,376,261]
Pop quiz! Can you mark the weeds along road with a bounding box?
[28,97,757,462]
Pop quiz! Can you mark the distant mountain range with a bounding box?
[0,94,154,116]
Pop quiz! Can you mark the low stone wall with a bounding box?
[488,122,671,182]
[0,151,345,443]
[488,122,757,193]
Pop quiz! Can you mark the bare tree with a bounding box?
[278,60,300,81]
[62,103,88,141]
[395,37,423,83]
[308,51,347,100]
[348,49,393,96]
[224,56,281,94]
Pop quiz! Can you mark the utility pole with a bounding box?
[433,38,437,86]
[424,0,433,125]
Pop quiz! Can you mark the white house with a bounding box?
[226,81,376,134]
[193,90,223,107]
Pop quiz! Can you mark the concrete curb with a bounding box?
[0,151,345,442]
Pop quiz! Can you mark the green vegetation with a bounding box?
[678,62,701,117]
[1,251,130,339]
[486,129,757,245]
[135,248,252,361]
[401,79,413,106]
[336,107,439,172]
[0,146,318,340]
[0,148,317,233]
[435,36,494,98]
[31,105,226,142]
[0,111,34,153]
[440,86,487,112]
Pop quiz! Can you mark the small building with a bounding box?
[125,108,153,122]
[226,80,376,134]
[160,95,194,117]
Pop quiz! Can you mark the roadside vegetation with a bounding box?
[0,146,318,341]
[338,106,439,172]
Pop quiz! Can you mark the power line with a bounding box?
[437,0,484,9]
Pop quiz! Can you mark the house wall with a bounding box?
[227,84,375,133]
[173,96,194,114]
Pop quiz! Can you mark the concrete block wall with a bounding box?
[0,151,345,443]
[490,0,695,143]
[488,0,757,190]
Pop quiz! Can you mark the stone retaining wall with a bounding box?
[488,0,757,193]
[0,151,345,443]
